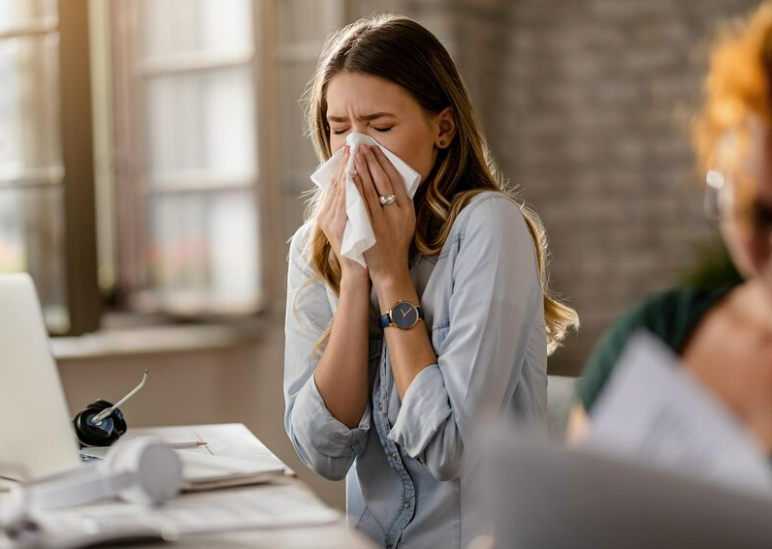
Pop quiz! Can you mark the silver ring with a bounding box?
[379,195,397,206]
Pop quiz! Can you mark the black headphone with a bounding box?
[72,399,128,447]
[72,371,148,448]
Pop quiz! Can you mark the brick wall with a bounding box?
[352,0,760,374]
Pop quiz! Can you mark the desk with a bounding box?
[134,423,376,549]
[4,424,377,549]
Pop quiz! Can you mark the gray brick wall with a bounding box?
[353,0,760,374]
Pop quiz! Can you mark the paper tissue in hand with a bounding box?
[310,132,421,268]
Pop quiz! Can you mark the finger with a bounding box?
[318,182,339,234]
[372,146,408,205]
[332,146,351,188]
[353,175,373,222]
[324,171,338,206]
[318,187,333,225]
[331,173,347,225]
[355,151,384,219]
[324,146,349,214]
[361,145,393,199]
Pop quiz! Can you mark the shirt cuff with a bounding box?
[387,364,452,457]
[294,374,371,457]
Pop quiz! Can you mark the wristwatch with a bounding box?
[379,300,425,330]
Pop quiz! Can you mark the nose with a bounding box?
[350,120,369,134]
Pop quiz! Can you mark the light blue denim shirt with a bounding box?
[284,191,548,549]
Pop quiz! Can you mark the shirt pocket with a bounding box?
[430,320,450,355]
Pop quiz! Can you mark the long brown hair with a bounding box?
[298,14,578,355]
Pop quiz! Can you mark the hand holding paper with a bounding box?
[311,132,421,268]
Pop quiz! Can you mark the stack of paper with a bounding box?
[177,450,285,491]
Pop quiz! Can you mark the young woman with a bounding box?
[284,15,578,548]
[569,2,772,451]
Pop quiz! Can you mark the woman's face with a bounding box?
[325,72,444,181]
[718,126,772,292]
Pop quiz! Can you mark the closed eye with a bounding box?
[331,126,392,135]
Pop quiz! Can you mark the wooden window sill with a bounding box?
[51,314,276,362]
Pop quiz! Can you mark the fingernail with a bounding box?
[357,152,365,163]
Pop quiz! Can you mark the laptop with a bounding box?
[0,273,82,481]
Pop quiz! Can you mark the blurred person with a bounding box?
[568,2,772,451]
[283,14,579,549]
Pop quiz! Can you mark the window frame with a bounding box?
[109,0,283,317]
[59,0,101,335]
[0,0,100,336]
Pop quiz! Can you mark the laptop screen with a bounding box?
[0,274,81,480]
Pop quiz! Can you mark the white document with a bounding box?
[584,330,772,497]
[177,450,285,491]
[30,484,341,549]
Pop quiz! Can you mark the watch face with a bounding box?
[392,302,418,329]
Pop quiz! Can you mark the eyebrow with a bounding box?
[327,112,396,123]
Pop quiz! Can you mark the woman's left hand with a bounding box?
[352,144,416,288]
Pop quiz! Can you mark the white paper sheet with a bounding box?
[29,484,341,549]
[584,330,772,497]
[177,451,285,490]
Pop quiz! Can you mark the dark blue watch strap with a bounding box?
[378,312,390,329]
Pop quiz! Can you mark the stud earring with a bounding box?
[439,140,446,147]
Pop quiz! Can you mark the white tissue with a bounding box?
[310,132,421,268]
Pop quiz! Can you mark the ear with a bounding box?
[434,107,456,149]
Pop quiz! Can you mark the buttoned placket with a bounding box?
[373,343,416,549]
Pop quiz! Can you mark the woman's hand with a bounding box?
[316,146,369,283]
[353,144,416,290]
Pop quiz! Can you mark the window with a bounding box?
[0,0,351,336]
[0,0,99,335]
[111,0,264,316]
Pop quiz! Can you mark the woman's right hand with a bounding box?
[316,146,369,283]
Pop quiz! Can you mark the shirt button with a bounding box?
[378,403,382,411]
[404,500,411,508]
[391,453,398,461]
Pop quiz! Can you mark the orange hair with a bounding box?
[694,1,772,205]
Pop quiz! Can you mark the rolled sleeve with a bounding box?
[283,222,371,480]
[387,365,451,455]
[293,374,371,458]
